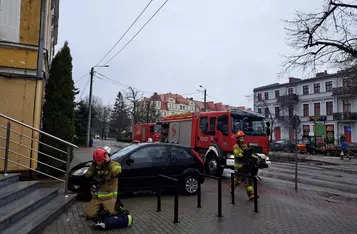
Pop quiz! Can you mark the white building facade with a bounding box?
[253,72,357,144]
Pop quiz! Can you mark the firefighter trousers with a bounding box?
[85,197,117,219]
[229,168,254,198]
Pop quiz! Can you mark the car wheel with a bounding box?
[182,176,199,195]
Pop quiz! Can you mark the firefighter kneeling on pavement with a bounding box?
[229,131,258,200]
[85,148,123,219]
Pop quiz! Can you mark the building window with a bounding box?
[264,108,269,119]
[303,104,309,117]
[314,103,320,116]
[326,101,333,115]
[275,106,280,118]
[343,100,351,112]
[287,88,294,95]
[264,92,269,100]
[275,90,280,98]
[302,85,309,95]
[313,83,320,93]
[303,125,310,136]
[343,78,352,87]
[288,105,294,118]
[325,81,332,92]
[257,93,262,101]
[257,108,262,114]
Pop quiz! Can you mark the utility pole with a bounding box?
[199,85,207,112]
[203,89,207,112]
[86,67,94,147]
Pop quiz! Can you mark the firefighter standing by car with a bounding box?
[229,131,258,200]
[84,148,123,219]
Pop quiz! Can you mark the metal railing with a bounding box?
[0,113,78,197]
[230,172,258,212]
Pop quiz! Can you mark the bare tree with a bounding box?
[95,103,112,139]
[281,0,357,82]
[125,87,143,124]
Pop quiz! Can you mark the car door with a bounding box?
[164,146,196,180]
[120,145,169,192]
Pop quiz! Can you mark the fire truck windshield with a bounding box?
[231,115,266,136]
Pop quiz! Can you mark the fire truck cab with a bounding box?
[132,123,161,143]
[160,109,271,176]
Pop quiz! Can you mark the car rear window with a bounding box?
[170,147,192,160]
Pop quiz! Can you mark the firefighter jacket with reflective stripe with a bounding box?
[233,144,247,169]
[85,161,122,199]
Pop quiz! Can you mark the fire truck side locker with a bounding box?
[168,120,192,146]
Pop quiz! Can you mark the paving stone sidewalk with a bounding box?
[42,178,357,234]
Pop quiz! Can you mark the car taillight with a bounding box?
[192,149,204,165]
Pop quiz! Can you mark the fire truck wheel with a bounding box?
[182,176,199,195]
[205,154,223,177]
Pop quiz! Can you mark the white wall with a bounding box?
[0,0,21,42]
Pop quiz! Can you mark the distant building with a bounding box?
[148,92,251,117]
[253,71,357,143]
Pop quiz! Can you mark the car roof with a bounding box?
[135,142,192,149]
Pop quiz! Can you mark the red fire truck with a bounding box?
[132,123,161,143]
[159,109,271,176]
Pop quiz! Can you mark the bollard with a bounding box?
[197,181,202,208]
[253,176,258,213]
[230,173,235,204]
[173,189,179,223]
[156,177,161,212]
[217,176,223,217]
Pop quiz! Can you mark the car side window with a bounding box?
[170,147,192,161]
[130,148,152,163]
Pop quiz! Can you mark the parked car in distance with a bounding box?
[325,143,357,156]
[68,143,205,197]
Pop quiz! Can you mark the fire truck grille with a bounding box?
[251,146,263,153]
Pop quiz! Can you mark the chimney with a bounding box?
[316,70,328,77]
[289,77,301,83]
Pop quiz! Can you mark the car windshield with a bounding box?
[231,115,266,136]
[110,144,141,161]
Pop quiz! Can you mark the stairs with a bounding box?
[0,174,77,234]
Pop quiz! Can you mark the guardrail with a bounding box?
[230,172,258,212]
[197,173,223,217]
[0,113,78,197]
[156,174,180,223]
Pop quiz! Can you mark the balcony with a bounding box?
[332,86,357,96]
[333,112,357,121]
[277,94,298,104]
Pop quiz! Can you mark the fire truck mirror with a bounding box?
[266,127,271,136]
[266,122,270,128]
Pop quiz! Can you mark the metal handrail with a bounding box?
[0,113,78,196]
[9,128,67,154]
[0,156,65,182]
[0,113,78,149]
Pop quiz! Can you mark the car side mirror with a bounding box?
[126,159,134,165]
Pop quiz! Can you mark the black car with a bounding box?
[68,143,205,196]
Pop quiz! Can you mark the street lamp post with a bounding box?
[199,85,207,112]
[86,65,109,147]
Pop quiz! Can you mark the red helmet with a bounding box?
[234,131,245,139]
[93,149,109,163]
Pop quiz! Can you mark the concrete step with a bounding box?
[0,181,39,207]
[1,193,77,234]
[0,174,19,188]
[0,188,58,232]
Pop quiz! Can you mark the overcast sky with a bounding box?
[57,0,326,108]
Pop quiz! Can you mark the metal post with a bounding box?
[217,176,223,217]
[156,176,161,212]
[230,173,235,204]
[253,176,258,213]
[197,181,202,208]
[294,124,298,191]
[4,122,11,175]
[86,67,94,147]
[173,187,179,223]
[64,146,71,197]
